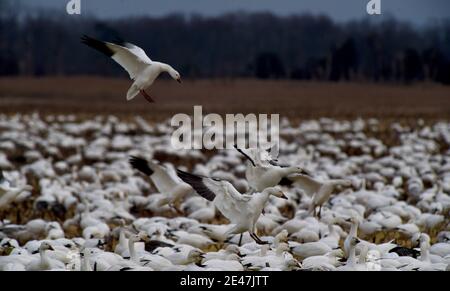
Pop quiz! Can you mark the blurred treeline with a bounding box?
[1,0,450,83]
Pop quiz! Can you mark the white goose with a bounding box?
[343,217,359,258]
[288,174,352,217]
[400,234,447,271]
[81,35,181,102]
[0,171,32,210]
[26,242,65,271]
[234,145,309,192]
[129,156,192,212]
[177,169,288,244]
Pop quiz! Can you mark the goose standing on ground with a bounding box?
[129,156,192,212]
[177,169,288,244]
[234,145,309,193]
[26,242,65,271]
[81,35,181,102]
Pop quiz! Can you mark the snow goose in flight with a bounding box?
[177,169,288,244]
[129,156,192,212]
[81,35,181,102]
[234,145,310,193]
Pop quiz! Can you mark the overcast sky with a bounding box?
[28,0,450,25]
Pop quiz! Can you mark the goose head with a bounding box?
[419,233,430,246]
[276,243,290,254]
[167,66,182,83]
[225,253,241,261]
[411,232,421,247]
[130,231,151,243]
[284,258,301,270]
[264,187,288,200]
[187,249,205,264]
[225,244,241,255]
[328,248,344,259]
[80,247,94,258]
[275,229,289,243]
[288,166,310,176]
[349,237,360,248]
[331,179,352,190]
[39,242,55,252]
[345,215,361,226]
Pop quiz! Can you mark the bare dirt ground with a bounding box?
[0,77,449,120]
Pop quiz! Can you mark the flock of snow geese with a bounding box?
[0,114,449,271]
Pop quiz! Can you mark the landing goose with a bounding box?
[287,174,352,217]
[81,35,181,102]
[234,145,309,192]
[129,156,192,212]
[177,169,287,244]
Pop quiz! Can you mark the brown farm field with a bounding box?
[0,77,449,120]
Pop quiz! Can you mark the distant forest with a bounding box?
[1,1,450,83]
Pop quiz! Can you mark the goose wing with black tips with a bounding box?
[129,156,181,194]
[81,35,152,80]
[176,170,217,201]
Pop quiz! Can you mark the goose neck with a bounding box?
[347,245,357,266]
[39,249,51,268]
[350,222,358,237]
[128,238,138,263]
[420,242,431,262]
[283,167,297,175]
[253,191,271,213]
[81,252,92,271]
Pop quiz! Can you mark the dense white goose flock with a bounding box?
[0,114,449,271]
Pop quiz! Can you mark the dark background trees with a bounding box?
[0,1,449,84]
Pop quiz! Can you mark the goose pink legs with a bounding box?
[140,89,155,103]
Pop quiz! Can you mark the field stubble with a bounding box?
[0,77,449,120]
